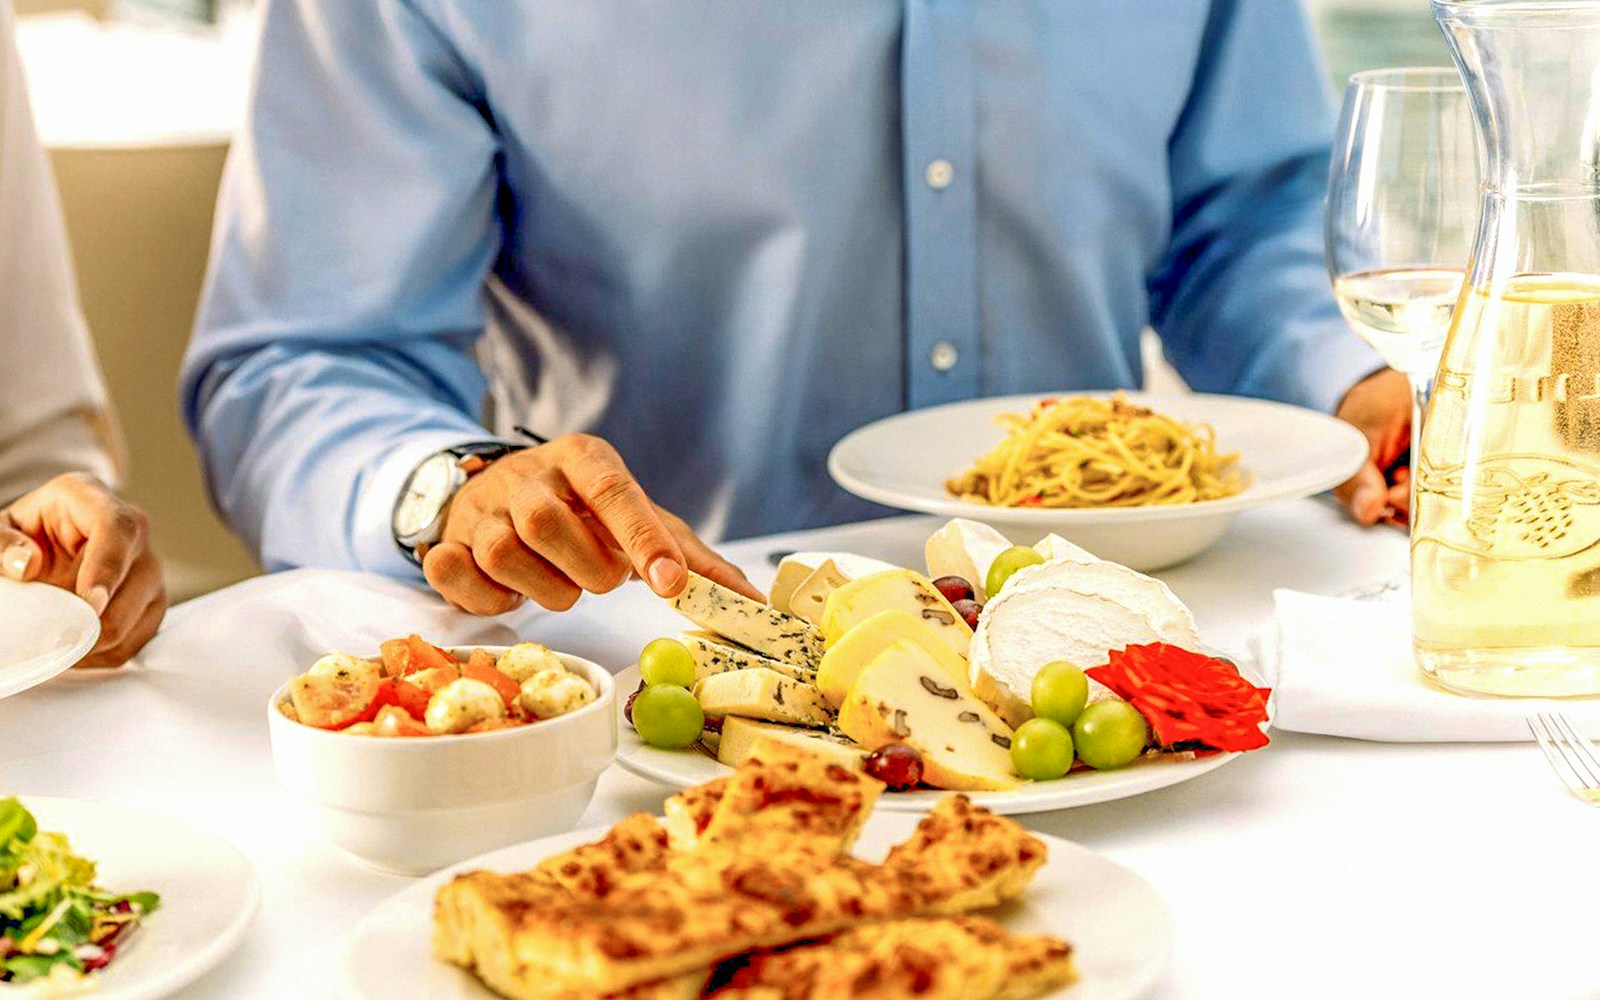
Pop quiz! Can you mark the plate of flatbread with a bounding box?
[340,741,1172,1000]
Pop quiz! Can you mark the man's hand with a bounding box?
[1334,368,1413,526]
[424,434,761,615]
[0,473,167,668]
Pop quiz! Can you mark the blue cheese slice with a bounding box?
[715,717,866,772]
[671,572,823,669]
[681,631,816,684]
[692,667,833,728]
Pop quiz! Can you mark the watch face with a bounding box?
[395,453,459,540]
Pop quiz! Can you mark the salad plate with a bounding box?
[615,662,1264,815]
[0,580,98,700]
[828,391,1367,569]
[341,810,1173,1000]
[10,797,259,1000]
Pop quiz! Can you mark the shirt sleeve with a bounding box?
[1148,0,1383,414]
[181,0,503,578]
[0,3,118,501]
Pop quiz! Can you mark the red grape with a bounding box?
[623,682,645,726]
[863,742,924,790]
[952,599,982,630]
[932,575,975,604]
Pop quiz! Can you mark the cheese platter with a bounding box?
[614,518,1274,815]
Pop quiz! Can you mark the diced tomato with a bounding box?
[372,705,431,737]
[465,717,523,734]
[408,665,460,698]
[368,679,433,722]
[380,635,460,677]
[463,651,520,708]
[290,668,382,731]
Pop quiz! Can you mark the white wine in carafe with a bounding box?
[1413,274,1600,696]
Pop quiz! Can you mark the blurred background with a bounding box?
[11,0,1451,601]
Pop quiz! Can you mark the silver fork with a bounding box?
[1528,712,1600,805]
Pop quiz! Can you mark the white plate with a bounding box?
[0,580,99,700]
[13,797,260,1000]
[828,391,1368,569]
[341,810,1172,1000]
[614,665,1268,815]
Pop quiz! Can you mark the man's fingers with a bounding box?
[509,487,631,594]
[76,597,164,669]
[0,518,41,582]
[73,499,147,616]
[79,556,165,668]
[657,506,763,601]
[559,437,685,596]
[1336,462,1392,526]
[423,542,525,617]
[471,517,584,611]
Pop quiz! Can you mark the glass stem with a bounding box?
[1407,371,1432,527]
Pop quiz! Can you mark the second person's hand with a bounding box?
[423,434,761,615]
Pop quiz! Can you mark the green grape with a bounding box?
[985,546,1045,598]
[1031,661,1089,726]
[639,638,697,688]
[1072,701,1149,770]
[1010,718,1075,781]
[631,684,705,749]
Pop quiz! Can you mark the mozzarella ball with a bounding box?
[425,678,507,734]
[518,668,596,719]
[307,652,380,683]
[496,642,566,683]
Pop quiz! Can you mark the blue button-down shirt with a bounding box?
[184,0,1379,579]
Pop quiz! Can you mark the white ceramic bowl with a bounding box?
[828,391,1369,570]
[267,647,616,875]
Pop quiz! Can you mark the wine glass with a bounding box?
[1326,67,1480,518]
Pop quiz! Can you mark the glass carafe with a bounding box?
[1415,0,1600,697]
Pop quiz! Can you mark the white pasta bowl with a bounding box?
[267,647,616,876]
[828,391,1369,571]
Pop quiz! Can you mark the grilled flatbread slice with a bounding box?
[694,739,883,858]
[705,916,1075,1000]
[663,778,727,852]
[436,794,1046,995]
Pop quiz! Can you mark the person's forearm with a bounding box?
[0,407,118,506]
[185,341,493,578]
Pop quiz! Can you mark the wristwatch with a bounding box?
[392,442,524,566]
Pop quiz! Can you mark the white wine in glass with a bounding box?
[1326,67,1479,504]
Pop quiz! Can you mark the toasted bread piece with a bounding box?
[695,739,883,859]
[662,778,728,852]
[535,812,672,898]
[442,796,1044,994]
[705,915,1074,1000]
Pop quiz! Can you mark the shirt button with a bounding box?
[930,342,959,372]
[925,159,954,190]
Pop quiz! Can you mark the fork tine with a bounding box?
[1549,712,1600,788]
[1529,714,1591,800]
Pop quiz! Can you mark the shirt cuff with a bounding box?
[1245,323,1387,416]
[350,430,510,581]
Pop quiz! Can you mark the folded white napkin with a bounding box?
[1254,588,1600,742]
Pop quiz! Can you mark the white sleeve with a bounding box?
[0,3,118,503]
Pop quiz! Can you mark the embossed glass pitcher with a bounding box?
[1415,0,1600,696]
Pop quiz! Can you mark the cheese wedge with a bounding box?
[670,572,823,670]
[716,716,867,773]
[680,631,814,684]
[969,558,1201,728]
[820,569,973,658]
[817,610,970,709]
[1032,533,1096,565]
[925,518,1014,602]
[787,560,855,627]
[769,552,898,616]
[838,641,1018,791]
[692,667,832,727]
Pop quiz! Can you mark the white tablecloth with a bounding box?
[2,502,1594,1000]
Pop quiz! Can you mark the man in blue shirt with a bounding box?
[184,0,1410,615]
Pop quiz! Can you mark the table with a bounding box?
[3,501,1594,999]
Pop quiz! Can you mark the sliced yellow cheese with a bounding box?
[837,640,1018,791]
[786,560,854,627]
[670,571,823,670]
[820,569,972,658]
[692,667,832,728]
[817,610,970,709]
[715,716,867,772]
[681,631,815,684]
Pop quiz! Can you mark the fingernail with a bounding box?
[1354,485,1385,521]
[1,545,30,579]
[84,585,110,616]
[646,557,682,596]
